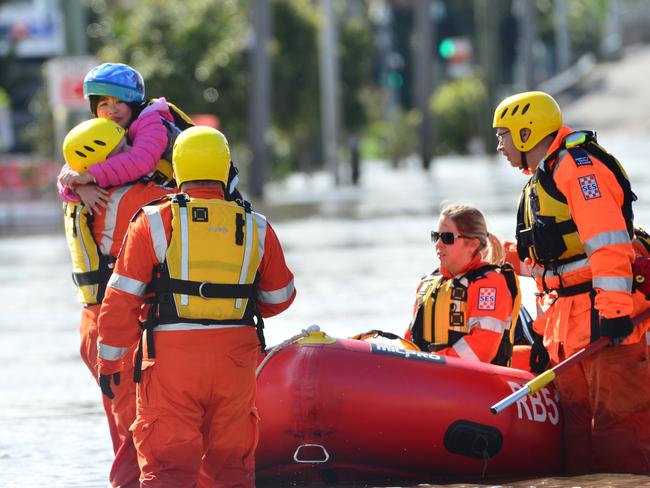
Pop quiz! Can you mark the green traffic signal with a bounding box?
[387,71,404,88]
[438,38,456,59]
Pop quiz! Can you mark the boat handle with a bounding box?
[293,443,330,464]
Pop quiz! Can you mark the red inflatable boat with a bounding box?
[255,327,562,485]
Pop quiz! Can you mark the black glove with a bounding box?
[600,315,634,346]
[529,333,550,374]
[99,372,120,399]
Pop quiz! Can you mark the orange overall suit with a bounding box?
[97,186,296,487]
[517,126,650,474]
[67,180,173,487]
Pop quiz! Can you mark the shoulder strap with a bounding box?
[165,100,195,130]
[464,264,499,282]
[498,263,520,302]
[130,194,173,223]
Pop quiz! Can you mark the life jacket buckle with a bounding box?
[198,281,211,299]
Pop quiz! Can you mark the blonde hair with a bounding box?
[440,204,504,265]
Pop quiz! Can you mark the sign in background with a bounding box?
[45,56,98,111]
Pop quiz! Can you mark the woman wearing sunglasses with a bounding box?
[405,204,521,365]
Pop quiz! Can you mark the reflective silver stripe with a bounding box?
[98,342,129,361]
[144,206,167,263]
[100,184,133,255]
[555,149,571,174]
[258,279,295,304]
[451,337,480,362]
[556,257,591,275]
[532,257,590,279]
[253,212,268,262]
[153,322,250,331]
[583,230,631,256]
[180,205,189,306]
[593,276,632,292]
[108,272,147,296]
[236,211,254,309]
[467,316,510,333]
[229,173,239,194]
[518,260,534,278]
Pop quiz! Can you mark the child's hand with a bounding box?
[76,184,109,215]
[61,171,96,187]
[59,167,80,187]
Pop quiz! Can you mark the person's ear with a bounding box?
[469,238,482,256]
[520,128,531,143]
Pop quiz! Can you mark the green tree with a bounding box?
[90,0,250,139]
[430,73,487,155]
[339,10,375,135]
[270,0,375,172]
[535,0,607,67]
[270,0,321,171]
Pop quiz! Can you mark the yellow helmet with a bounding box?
[492,91,562,152]
[172,126,230,186]
[63,118,126,172]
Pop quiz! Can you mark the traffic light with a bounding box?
[438,36,471,63]
[386,70,404,89]
[438,38,456,60]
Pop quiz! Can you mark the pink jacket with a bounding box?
[58,98,174,202]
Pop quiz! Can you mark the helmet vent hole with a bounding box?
[95,140,107,146]
[500,108,508,119]
[75,150,87,158]
[511,105,519,115]
[83,145,96,153]
[521,103,530,115]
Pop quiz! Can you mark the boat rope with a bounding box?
[255,324,321,378]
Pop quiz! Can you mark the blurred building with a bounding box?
[0,0,64,152]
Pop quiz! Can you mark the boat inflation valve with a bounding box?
[297,324,337,345]
[293,443,331,464]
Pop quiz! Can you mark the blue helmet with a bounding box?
[83,63,145,102]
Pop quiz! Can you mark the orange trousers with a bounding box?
[554,340,650,474]
[79,305,139,487]
[132,326,260,488]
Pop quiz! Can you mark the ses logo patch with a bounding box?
[578,174,601,200]
[478,287,497,310]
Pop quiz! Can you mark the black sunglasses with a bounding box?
[430,231,472,245]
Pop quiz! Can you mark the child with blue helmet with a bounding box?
[57,62,183,212]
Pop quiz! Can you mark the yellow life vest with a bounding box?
[153,194,264,324]
[147,159,175,187]
[63,202,112,305]
[410,264,521,366]
[516,131,635,267]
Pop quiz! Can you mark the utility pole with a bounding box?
[553,0,570,73]
[318,0,341,185]
[515,0,537,90]
[475,0,497,152]
[413,0,433,169]
[61,0,88,56]
[55,0,89,162]
[248,0,271,200]
[602,0,622,60]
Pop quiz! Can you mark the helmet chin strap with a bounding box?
[520,151,529,171]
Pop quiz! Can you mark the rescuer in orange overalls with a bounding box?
[62,118,175,487]
[494,91,650,474]
[405,204,521,365]
[97,126,296,487]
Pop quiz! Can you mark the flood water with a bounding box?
[2,136,650,487]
